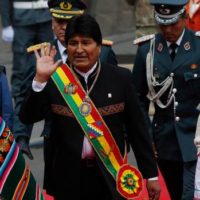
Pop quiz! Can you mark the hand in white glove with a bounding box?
[2,25,14,43]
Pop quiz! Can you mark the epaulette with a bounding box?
[195,31,200,37]
[27,42,50,53]
[102,39,113,46]
[133,34,155,45]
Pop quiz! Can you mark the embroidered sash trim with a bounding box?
[52,64,143,199]
[51,103,125,118]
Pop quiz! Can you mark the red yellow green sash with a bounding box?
[51,64,143,199]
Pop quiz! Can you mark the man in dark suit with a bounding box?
[20,14,160,200]
[15,0,118,160]
[132,0,200,199]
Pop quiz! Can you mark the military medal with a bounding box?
[79,96,92,117]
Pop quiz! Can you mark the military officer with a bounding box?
[132,0,200,199]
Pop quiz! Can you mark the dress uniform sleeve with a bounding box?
[131,45,152,137]
[0,0,12,27]
[123,71,158,179]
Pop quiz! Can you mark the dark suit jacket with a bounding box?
[132,28,200,162]
[20,63,158,199]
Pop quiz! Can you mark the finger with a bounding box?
[34,49,40,59]
[41,45,45,57]
[45,43,51,56]
[50,45,57,57]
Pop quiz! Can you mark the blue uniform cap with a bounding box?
[48,0,87,19]
[150,0,189,25]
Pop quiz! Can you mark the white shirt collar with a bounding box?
[74,62,98,84]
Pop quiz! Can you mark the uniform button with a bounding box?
[170,73,174,77]
[173,88,177,93]
[194,74,198,78]
[175,116,180,122]
[154,123,157,127]
[175,101,179,106]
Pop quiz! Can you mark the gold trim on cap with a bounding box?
[27,42,50,53]
[102,39,113,46]
[52,13,73,19]
[50,8,84,15]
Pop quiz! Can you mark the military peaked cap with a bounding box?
[150,0,189,25]
[48,0,87,19]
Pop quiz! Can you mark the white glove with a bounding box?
[2,26,14,43]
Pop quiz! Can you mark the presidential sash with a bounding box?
[51,64,143,199]
[0,117,53,200]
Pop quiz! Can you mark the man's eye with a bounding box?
[82,41,92,45]
[68,42,77,46]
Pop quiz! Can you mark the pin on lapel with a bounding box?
[184,42,190,51]
[157,43,163,52]
[108,93,112,98]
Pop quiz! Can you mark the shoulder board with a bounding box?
[133,34,155,45]
[195,31,200,37]
[102,39,113,46]
[27,42,50,53]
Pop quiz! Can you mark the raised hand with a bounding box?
[34,43,62,83]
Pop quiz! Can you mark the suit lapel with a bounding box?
[154,35,172,71]
[172,29,192,71]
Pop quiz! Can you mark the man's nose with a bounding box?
[76,44,84,52]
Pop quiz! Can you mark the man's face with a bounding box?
[52,17,69,45]
[159,18,186,43]
[67,35,101,72]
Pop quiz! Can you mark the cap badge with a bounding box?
[60,2,72,10]
[190,64,198,70]
[184,42,190,51]
[157,43,163,52]
[159,7,170,15]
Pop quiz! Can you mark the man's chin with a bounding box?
[73,62,90,71]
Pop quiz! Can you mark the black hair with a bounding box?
[65,14,102,45]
